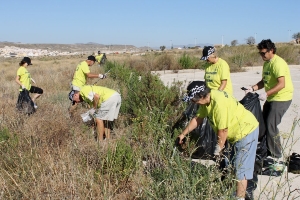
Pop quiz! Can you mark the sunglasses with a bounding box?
[258,51,269,56]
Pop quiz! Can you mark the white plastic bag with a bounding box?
[80,111,92,122]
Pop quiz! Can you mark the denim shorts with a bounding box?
[233,127,259,180]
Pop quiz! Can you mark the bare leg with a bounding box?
[96,118,105,141]
[31,93,41,102]
[104,120,111,139]
[236,178,247,198]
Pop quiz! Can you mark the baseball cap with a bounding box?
[200,46,215,60]
[87,55,96,62]
[22,57,32,65]
[182,81,206,102]
[68,90,75,102]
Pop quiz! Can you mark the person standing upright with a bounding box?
[200,46,233,95]
[71,55,106,91]
[95,50,106,66]
[244,39,294,160]
[15,57,43,109]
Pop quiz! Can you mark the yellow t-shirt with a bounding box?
[262,54,294,101]
[204,58,233,95]
[80,85,117,108]
[72,61,91,88]
[17,66,31,91]
[196,90,258,143]
[95,54,104,63]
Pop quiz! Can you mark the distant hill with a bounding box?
[152,43,213,50]
[0,42,138,53]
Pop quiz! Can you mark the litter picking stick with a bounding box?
[93,70,111,85]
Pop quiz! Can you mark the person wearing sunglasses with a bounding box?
[200,46,233,95]
[179,81,259,199]
[243,39,294,163]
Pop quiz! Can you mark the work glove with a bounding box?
[98,74,107,79]
[259,92,267,101]
[213,144,224,165]
[31,78,36,84]
[242,86,253,94]
[88,108,96,115]
[21,85,26,90]
[214,144,222,156]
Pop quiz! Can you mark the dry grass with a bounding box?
[0,44,299,198]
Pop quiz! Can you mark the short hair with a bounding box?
[257,39,276,54]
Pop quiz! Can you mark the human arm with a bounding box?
[214,128,228,155]
[218,80,227,91]
[178,117,203,144]
[15,75,25,88]
[252,77,285,100]
[251,79,264,91]
[264,76,285,96]
[244,79,264,93]
[86,73,106,79]
[31,78,36,84]
[93,93,100,109]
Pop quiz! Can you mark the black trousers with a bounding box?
[262,100,292,158]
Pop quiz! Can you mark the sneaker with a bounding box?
[262,161,287,176]
[34,103,38,109]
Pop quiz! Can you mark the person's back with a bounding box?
[197,90,258,143]
[80,85,117,107]
[72,60,90,89]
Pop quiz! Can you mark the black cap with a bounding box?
[87,55,96,62]
[22,57,32,65]
[200,46,215,60]
[182,81,206,102]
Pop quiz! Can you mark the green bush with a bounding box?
[179,53,194,69]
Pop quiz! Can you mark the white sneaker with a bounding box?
[34,103,38,109]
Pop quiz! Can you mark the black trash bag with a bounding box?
[16,89,36,115]
[239,92,266,140]
[191,117,217,159]
[287,152,300,174]
[172,99,217,160]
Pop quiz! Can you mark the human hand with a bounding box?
[31,78,36,84]
[88,108,95,116]
[176,134,186,146]
[21,85,26,89]
[98,74,107,79]
[259,92,267,101]
[214,144,222,156]
[242,86,253,94]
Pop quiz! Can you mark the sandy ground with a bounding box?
[154,65,300,200]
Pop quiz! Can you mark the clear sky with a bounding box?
[0,0,299,48]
